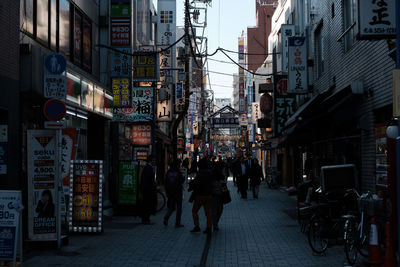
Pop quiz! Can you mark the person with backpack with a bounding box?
[163,159,185,228]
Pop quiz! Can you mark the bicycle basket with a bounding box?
[358,197,375,216]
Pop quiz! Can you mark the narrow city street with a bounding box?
[23,180,352,267]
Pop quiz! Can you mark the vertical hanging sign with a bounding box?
[281,24,295,73]
[288,36,307,94]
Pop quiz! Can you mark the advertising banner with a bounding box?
[113,87,153,122]
[69,160,103,232]
[133,147,150,161]
[281,24,295,73]
[132,52,159,81]
[74,12,82,65]
[238,37,244,62]
[118,161,138,205]
[175,82,184,112]
[157,47,173,122]
[274,75,297,135]
[111,17,131,46]
[82,17,92,73]
[358,0,396,39]
[27,130,58,240]
[112,77,131,108]
[252,103,261,124]
[288,37,307,94]
[0,191,22,261]
[131,124,152,145]
[111,48,131,77]
[61,128,78,191]
[157,0,176,46]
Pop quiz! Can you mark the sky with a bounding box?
[153,0,256,99]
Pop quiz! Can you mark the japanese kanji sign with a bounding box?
[175,82,184,112]
[110,48,131,77]
[288,37,307,94]
[118,161,138,205]
[252,103,261,124]
[112,77,131,108]
[359,0,396,39]
[132,52,159,81]
[113,87,153,122]
[111,17,130,46]
[274,75,297,135]
[157,47,173,122]
[131,124,152,145]
[212,118,239,128]
[281,24,295,73]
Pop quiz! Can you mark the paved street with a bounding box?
[23,180,354,266]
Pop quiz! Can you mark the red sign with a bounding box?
[177,138,184,153]
[111,17,130,46]
[131,124,152,145]
[43,99,66,121]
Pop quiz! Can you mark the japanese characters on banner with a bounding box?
[118,161,138,205]
[132,52,159,81]
[288,37,307,94]
[281,25,295,73]
[157,48,173,122]
[212,118,239,128]
[112,77,131,108]
[113,87,153,122]
[27,130,58,240]
[110,48,131,77]
[252,103,261,124]
[359,0,396,39]
[61,128,78,193]
[0,191,22,261]
[274,75,297,135]
[175,82,184,112]
[131,124,152,145]
[69,160,103,232]
[111,18,130,46]
[133,147,150,161]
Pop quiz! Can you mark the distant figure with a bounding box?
[189,158,213,234]
[249,159,263,199]
[238,157,249,199]
[36,190,55,217]
[163,159,185,228]
[140,155,157,225]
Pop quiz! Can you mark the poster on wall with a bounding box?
[69,160,103,232]
[27,130,58,240]
[118,161,138,205]
[0,191,22,261]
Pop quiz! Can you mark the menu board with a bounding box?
[69,160,103,232]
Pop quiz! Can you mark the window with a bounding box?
[72,7,92,73]
[36,0,49,43]
[343,0,357,51]
[21,0,34,34]
[73,10,82,66]
[59,0,70,57]
[314,24,324,77]
[50,0,57,50]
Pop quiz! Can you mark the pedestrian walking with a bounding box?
[249,158,263,199]
[163,159,185,228]
[189,158,213,234]
[238,157,249,199]
[139,155,157,225]
[211,161,226,231]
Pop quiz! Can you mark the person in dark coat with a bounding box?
[163,159,185,227]
[211,161,226,231]
[237,157,249,199]
[249,158,263,199]
[140,155,157,224]
[189,158,213,234]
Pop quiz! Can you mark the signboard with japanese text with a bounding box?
[375,124,388,188]
[157,0,176,46]
[111,17,131,46]
[118,161,138,205]
[238,37,244,62]
[0,191,22,261]
[281,25,295,73]
[112,77,131,108]
[177,138,184,154]
[358,0,396,39]
[252,103,261,124]
[27,130,58,240]
[274,75,297,135]
[132,52,159,81]
[113,87,153,122]
[44,76,67,99]
[61,128,78,193]
[69,160,103,232]
[288,37,307,94]
[110,48,131,77]
[212,118,239,128]
[133,147,150,161]
[175,82,184,112]
[157,47,173,122]
[131,124,152,145]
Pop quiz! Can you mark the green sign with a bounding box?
[118,161,138,205]
[111,4,131,17]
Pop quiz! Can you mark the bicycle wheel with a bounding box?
[358,217,370,257]
[156,190,166,212]
[308,215,329,254]
[344,218,358,265]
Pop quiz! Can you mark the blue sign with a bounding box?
[45,53,66,75]
[176,82,183,99]
[0,226,16,260]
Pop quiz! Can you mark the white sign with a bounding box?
[157,47,174,122]
[252,103,262,124]
[239,114,248,126]
[288,37,307,94]
[359,0,396,39]
[44,75,67,99]
[281,25,295,73]
[27,130,59,240]
[157,0,176,46]
[192,122,199,136]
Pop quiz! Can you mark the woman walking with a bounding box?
[250,158,263,199]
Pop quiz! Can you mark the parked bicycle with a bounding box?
[307,188,358,254]
[343,190,373,265]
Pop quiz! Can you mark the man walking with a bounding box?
[140,155,157,224]
[163,159,185,227]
